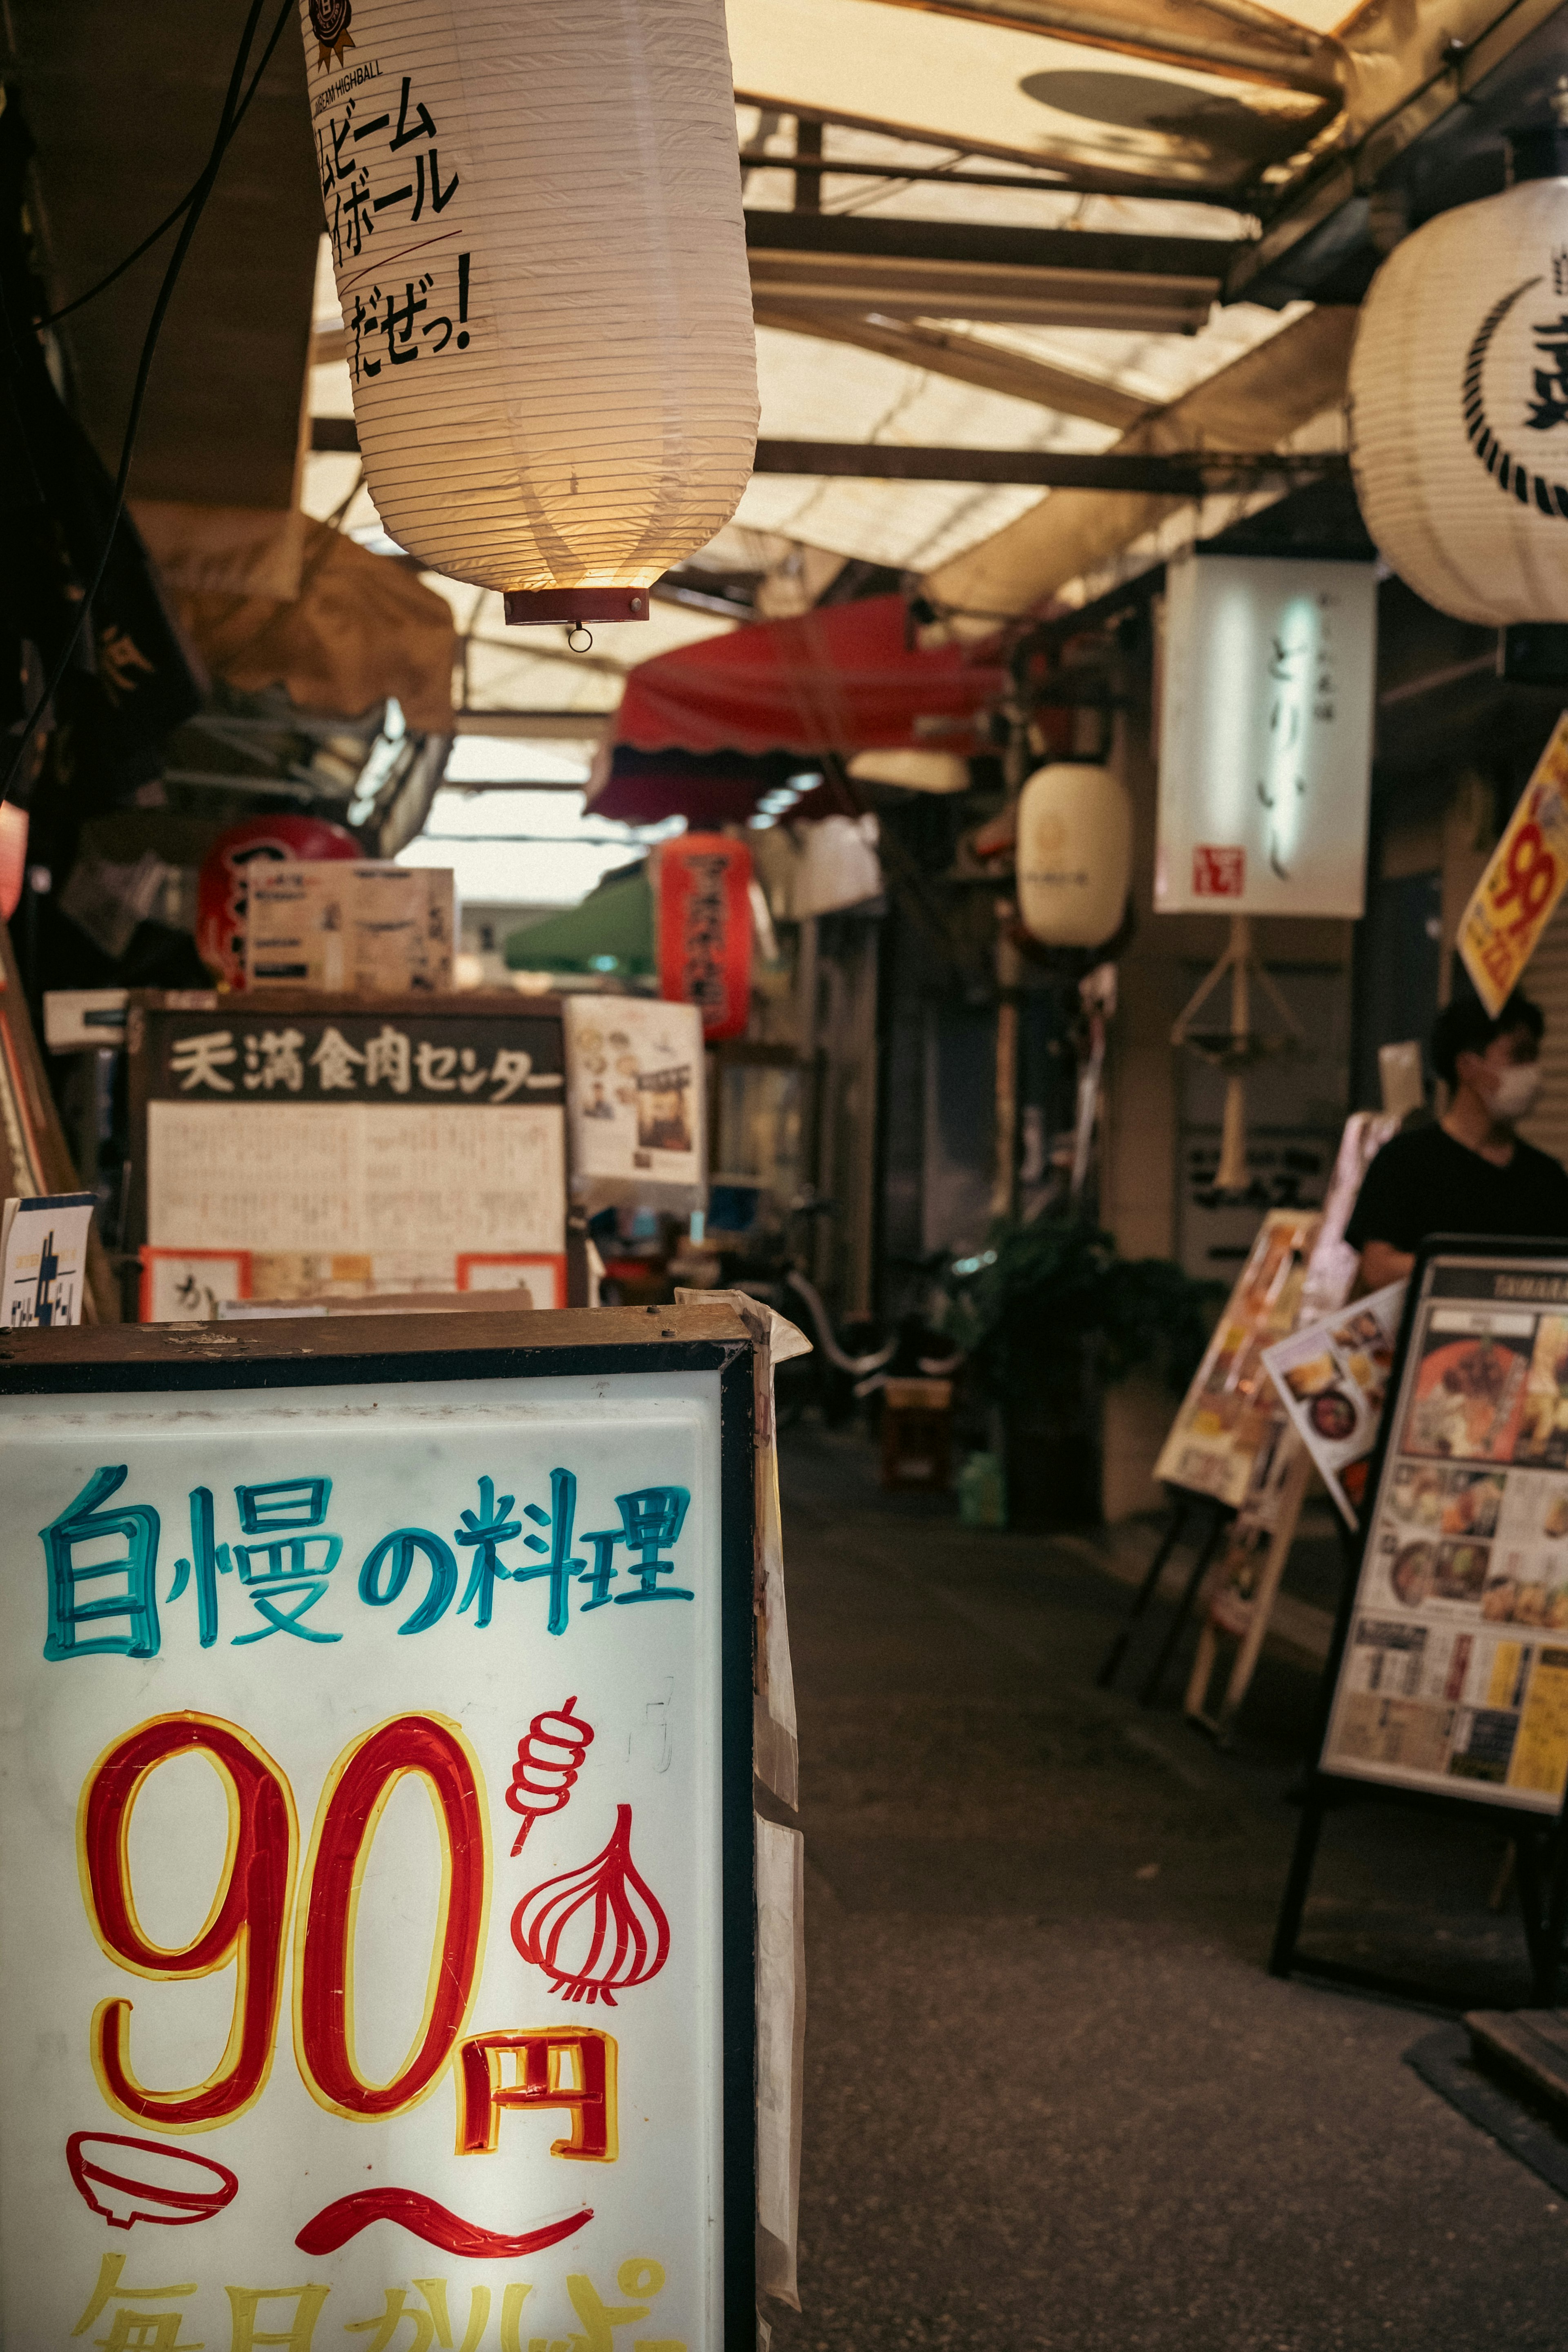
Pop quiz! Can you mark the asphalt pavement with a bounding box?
[762,1426,1568,2351]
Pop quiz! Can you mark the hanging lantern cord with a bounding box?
[566,625,595,653]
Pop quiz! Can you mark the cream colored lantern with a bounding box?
[1016,763,1132,947]
[298,0,758,625]
[1349,105,1568,626]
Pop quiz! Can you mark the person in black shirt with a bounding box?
[1345,988,1568,1291]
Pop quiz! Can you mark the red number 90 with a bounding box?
[79,1711,487,2132]
[80,1715,297,2132]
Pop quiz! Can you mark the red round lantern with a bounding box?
[652,833,752,1043]
[196,816,360,988]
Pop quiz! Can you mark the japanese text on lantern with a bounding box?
[315,69,474,368]
[1459,712,1568,1014]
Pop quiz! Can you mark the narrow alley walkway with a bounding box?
[765,1430,1568,2352]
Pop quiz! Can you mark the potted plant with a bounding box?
[938,1218,1216,1530]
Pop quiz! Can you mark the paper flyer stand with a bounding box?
[563,997,708,1219]
[1272,1238,1568,2007]
[1098,1207,1320,1705]
[0,1302,775,2348]
[127,991,575,1318]
[1102,1112,1401,1728]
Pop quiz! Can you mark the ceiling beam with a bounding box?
[747,254,1214,330]
[752,440,1350,491]
[743,210,1242,279]
[742,150,1111,194]
[311,417,1345,494]
[753,303,1151,430]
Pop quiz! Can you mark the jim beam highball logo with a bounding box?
[1465,247,1568,519]
[310,0,355,68]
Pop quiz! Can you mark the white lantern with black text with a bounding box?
[1016,764,1132,947]
[298,0,758,625]
[1349,109,1568,626]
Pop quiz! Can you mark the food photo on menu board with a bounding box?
[1263,1283,1403,1526]
[1321,1252,1568,1808]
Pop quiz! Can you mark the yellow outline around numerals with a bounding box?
[292,1711,491,2123]
[76,1711,298,2135]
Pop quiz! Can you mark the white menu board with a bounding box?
[1322,1251,1568,1812]
[0,1340,748,2348]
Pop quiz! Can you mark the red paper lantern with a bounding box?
[196,816,360,989]
[652,833,752,1042]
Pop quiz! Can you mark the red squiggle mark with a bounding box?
[296,2189,592,2258]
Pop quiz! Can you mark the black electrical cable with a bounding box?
[38,0,295,330]
[4,0,290,804]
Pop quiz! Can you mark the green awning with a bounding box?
[504,867,654,976]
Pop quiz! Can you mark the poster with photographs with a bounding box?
[1154,1207,1321,1510]
[564,996,707,1211]
[1263,1281,1404,1527]
[1321,1251,1568,1812]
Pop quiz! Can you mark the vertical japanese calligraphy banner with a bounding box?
[1155,551,1377,918]
[1457,712,1568,1016]
[652,840,752,1046]
[0,1308,758,2350]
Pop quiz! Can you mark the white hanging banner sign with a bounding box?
[1155,552,1377,919]
[0,1319,754,2349]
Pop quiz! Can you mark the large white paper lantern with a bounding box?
[298,0,758,625]
[1016,763,1132,947]
[1349,116,1568,625]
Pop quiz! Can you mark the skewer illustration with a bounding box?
[505,1697,595,1855]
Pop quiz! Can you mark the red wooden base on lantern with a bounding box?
[503,590,650,625]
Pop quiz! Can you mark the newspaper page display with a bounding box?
[564,997,706,1212]
[1322,1253,1568,1809]
[1155,1208,1321,1510]
[0,1360,732,2346]
[1264,1281,1405,1528]
[1457,711,1568,1016]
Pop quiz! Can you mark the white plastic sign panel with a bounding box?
[0,1324,753,2350]
[1155,551,1376,918]
[1321,1250,1568,1812]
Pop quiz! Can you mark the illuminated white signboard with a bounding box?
[1155,552,1377,919]
[0,1311,756,2350]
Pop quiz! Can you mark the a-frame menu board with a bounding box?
[1274,1238,1568,2000]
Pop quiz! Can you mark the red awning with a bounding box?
[590,595,1005,822]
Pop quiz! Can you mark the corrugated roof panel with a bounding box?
[727,0,1327,189]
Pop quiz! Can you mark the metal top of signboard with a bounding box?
[0,1301,752,1396]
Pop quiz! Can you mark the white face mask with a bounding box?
[1488,1062,1543,1123]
